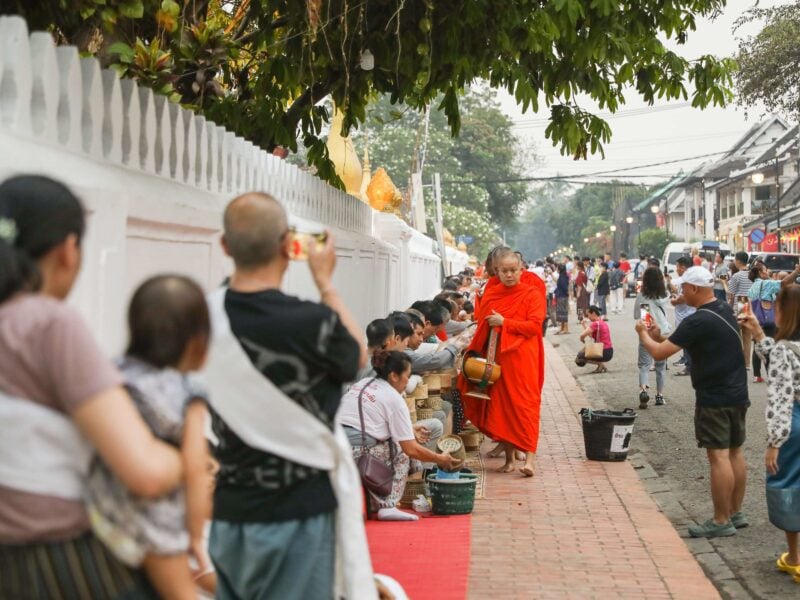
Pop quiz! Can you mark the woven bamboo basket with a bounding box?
[410,383,429,399]
[417,407,434,421]
[423,373,442,392]
[404,396,417,423]
[459,428,483,451]
[399,478,429,508]
[436,434,467,468]
[438,372,453,389]
[415,398,427,409]
[426,395,443,411]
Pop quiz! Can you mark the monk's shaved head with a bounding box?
[223,192,288,268]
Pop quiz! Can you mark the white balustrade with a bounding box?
[0,15,466,353]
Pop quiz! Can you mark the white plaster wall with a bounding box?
[0,16,465,353]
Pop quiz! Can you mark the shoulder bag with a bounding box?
[750,281,776,328]
[355,378,395,497]
[584,324,604,360]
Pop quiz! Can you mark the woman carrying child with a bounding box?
[0,176,185,598]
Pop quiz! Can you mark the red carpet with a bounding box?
[366,514,471,600]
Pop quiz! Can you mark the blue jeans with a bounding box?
[210,513,335,600]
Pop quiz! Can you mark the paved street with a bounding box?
[548,300,796,599]
[468,342,720,599]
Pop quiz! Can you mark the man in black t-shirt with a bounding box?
[208,192,367,599]
[636,267,749,540]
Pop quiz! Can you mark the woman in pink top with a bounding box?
[0,175,183,599]
[576,306,614,373]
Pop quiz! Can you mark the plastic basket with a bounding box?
[579,408,637,462]
[426,472,478,515]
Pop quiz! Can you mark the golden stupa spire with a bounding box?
[359,136,372,203]
[325,104,362,197]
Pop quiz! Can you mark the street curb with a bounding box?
[547,336,756,600]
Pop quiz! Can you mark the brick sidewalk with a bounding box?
[467,341,720,599]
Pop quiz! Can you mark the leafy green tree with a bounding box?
[358,89,532,256]
[734,2,800,121]
[5,0,735,185]
[637,228,677,259]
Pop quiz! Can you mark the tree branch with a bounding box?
[283,78,335,133]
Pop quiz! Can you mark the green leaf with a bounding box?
[108,41,135,62]
[119,1,145,19]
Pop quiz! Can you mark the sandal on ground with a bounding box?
[590,366,607,374]
[777,552,800,576]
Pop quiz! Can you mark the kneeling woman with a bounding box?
[339,351,460,521]
[576,306,614,373]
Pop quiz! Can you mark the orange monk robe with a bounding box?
[474,271,545,392]
[459,279,546,453]
[473,276,500,316]
[520,270,546,393]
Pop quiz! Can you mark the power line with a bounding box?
[510,102,693,128]
[439,149,726,185]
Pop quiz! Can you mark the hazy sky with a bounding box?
[495,0,790,183]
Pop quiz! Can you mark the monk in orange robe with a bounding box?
[459,249,546,476]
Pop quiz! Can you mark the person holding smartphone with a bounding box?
[634,267,673,408]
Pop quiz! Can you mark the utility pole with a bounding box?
[776,155,782,252]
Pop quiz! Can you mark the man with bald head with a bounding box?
[207,192,368,599]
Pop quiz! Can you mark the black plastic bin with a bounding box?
[579,408,637,461]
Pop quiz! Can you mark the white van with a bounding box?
[691,240,731,258]
[661,241,732,274]
[661,243,691,275]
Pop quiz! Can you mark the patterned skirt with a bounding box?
[0,532,155,599]
[556,297,569,324]
[767,401,800,532]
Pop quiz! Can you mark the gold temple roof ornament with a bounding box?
[366,168,403,214]
[359,142,372,203]
[325,107,362,198]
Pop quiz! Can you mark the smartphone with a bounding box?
[640,303,652,327]
[737,296,749,318]
[289,231,328,261]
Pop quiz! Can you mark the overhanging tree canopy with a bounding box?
[734,2,800,121]
[6,0,736,185]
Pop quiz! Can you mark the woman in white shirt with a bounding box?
[339,351,460,521]
[742,285,800,580]
[633,267,673,409]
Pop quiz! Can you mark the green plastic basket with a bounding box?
[426,473,478,515]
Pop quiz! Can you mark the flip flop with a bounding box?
[777,553,800,577]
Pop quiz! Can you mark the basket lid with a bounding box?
[437,434,464,453]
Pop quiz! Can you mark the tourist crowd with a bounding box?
[3,172,800,598]
[0,175,550,600]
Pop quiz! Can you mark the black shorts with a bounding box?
[576,348,613,364]
[694,404,748,449]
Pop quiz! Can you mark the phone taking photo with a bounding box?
[289,230,328,261]
[640,303,652,327]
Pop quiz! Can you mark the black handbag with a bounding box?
[355,378,395,497]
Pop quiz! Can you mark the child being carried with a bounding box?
[87,275,215,599]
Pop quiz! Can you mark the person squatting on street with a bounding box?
[634,267,672,408]
[636,266,749,539]
[741,286,800,581]
[339,351,461,522]
[575,306,614,374]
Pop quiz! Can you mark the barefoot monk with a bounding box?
[459,248,546,477]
